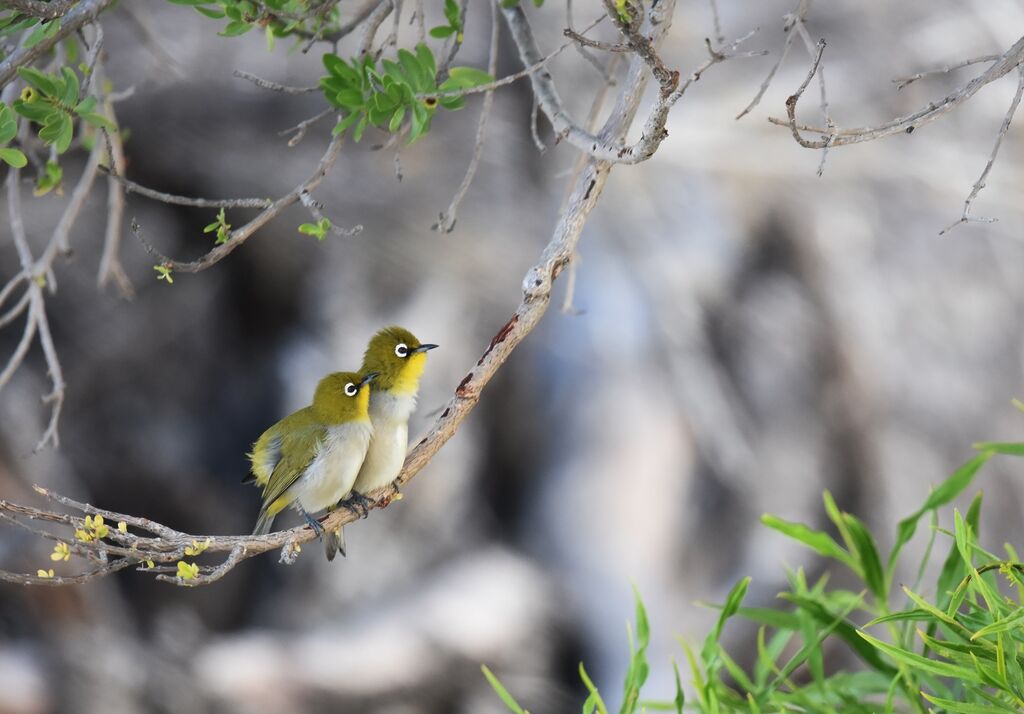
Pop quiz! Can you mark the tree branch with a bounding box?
[0,0,681,587]
[0,0,115,88]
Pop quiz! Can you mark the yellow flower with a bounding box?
[74,529,93,542]
[83,514,109,539]
[176,561,200,580]
[144,560,155,569]
[20,87,36,103]
[184,538,211,556]
[36,569,54,578]
[118,521,128,533]
[50,542,70,562]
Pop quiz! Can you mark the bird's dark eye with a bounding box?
[344,382,358,397]
[395,343,408,358]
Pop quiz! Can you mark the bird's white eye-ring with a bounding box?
[395,343,409,358]
[344,382,358,397]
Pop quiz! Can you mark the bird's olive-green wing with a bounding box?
[247,407,316,487]
[259,419,327,512]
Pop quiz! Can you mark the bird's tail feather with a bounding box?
[323,526,346,561]
[252,509,276,536]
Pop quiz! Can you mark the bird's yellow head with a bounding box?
[360,326,438,396]
[311,371,376,424]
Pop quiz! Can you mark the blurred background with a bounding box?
[2,1,1024,712]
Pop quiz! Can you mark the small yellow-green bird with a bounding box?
[245,371,377,537]
[322,326,437,560]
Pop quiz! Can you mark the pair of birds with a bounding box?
[244,326,436,561]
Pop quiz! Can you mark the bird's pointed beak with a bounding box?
[412,343,438,353]
[360,372,380,386]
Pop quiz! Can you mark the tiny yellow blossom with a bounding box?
[118,521,128,533]
[74,529,93,542]
[184,538,211,556]
[176,561,200,580]
[391,492,404,502]
[36,569,54,578]
[144,560,155,569]
[50,542,70,562]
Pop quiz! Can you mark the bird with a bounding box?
[322,326,437,560]
[245,371,377,538]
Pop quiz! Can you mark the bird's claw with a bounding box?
[343,492,373,519]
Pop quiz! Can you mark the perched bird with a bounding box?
[245,371,377,538]
[323,326,437,560]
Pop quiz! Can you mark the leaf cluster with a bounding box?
[320,43,491,143]
[13,65,113,154]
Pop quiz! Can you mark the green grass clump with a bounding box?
[484,441,1024,713]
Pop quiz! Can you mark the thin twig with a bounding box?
[894,54,1001,90]
[100,165,272,209]
[775,35,1024,148]
[233,70,319,95]
[298,190,363,237]
[940,65,1024,235]
[736,0,809,120]
[708,0,725,46]
[97,101,133,297]
[279,107,333,147]
[433,0,499,233]
[135,132,348,273]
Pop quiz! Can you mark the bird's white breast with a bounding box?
[353,391,417,494]
[291,420,373,513]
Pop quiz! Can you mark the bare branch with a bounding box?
[298,190,364,237]
[500,0,763,165]
[708,0,725,46]
[279,107,333,147]
[2,0,78,20]
[775,35,1024,148]
[433,0,499,233]
[100,163,273,209]
[0,0,115,88]
[97,97,134,297]
[940,65,1024,235]
[135,132,348,273]
[736,0,809,121]
[232,70,319,95]
[894,54,1001,90]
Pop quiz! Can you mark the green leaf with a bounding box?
[842,513,886,600]
[760,514,858,571]
[920,692,1014,714]
[352,114,368,142]
[480,665,528,714]
[579,662,609,714]
[388,106,405,132]
[429,25,455,38]
[888,452,991,577]
[13,99,52,123]
[24,17,59,49]
[782,595,897,674]
[409,101,429,142]
[17,66,57,96]
[935,491,983,610]
[857,630,980,682]
[220,20,252,36]
[331,111,361,137]
[0,104,17,144]
[671,659,685,714]
[415,43,437,84]
[447,66,495,87]
[0,147,27,168]
[59,67,79,106]
[333,88,365,109]
[194,5,227,19]
[973,441,1024,456]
